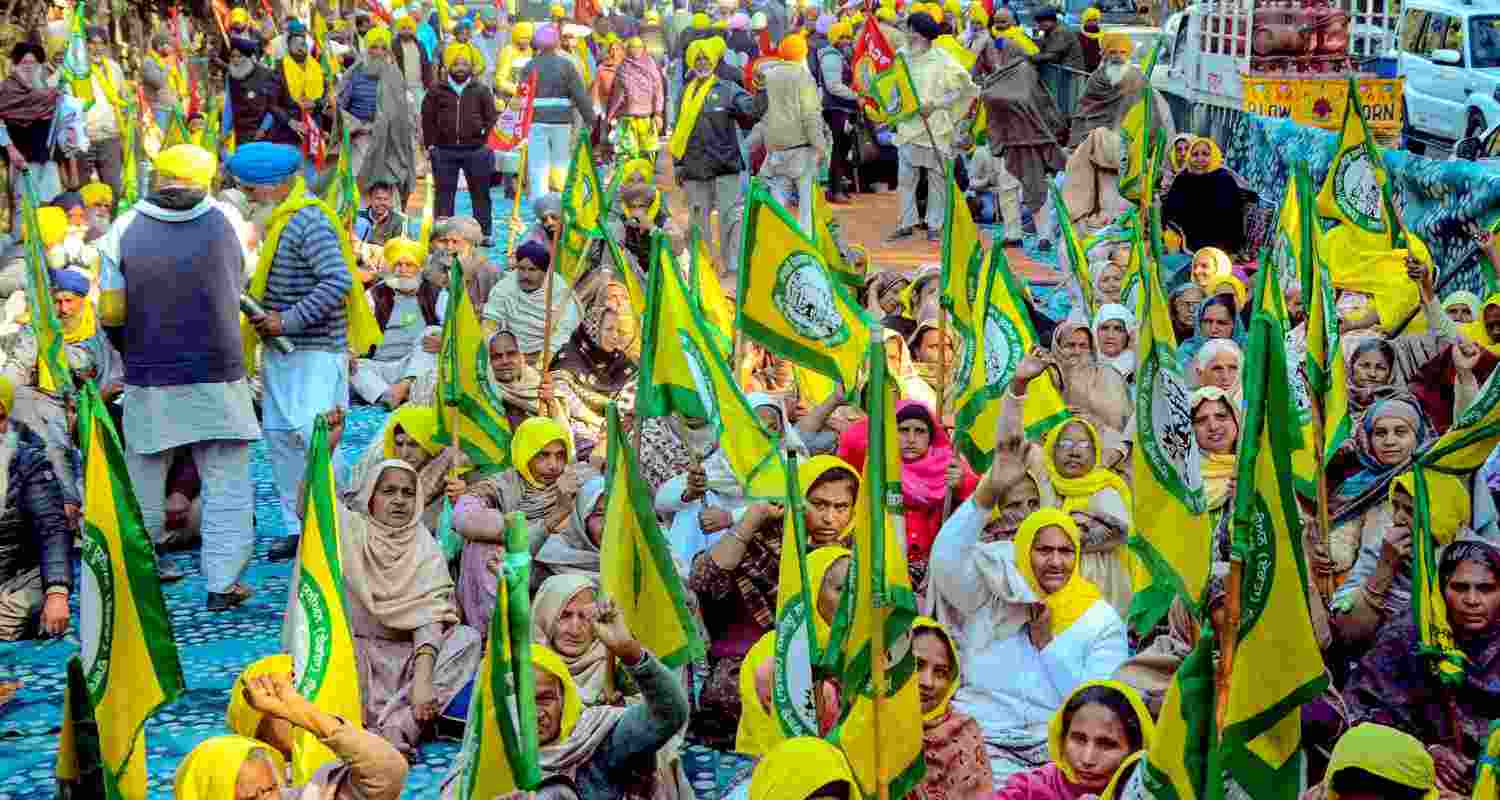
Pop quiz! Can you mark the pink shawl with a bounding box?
[895,400,957,510]
[994,763,1094,800]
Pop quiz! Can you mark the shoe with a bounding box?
[885,227,916,242]
[207,583,254,611]
[1038,239,1054,251]
[268,535,300,562]
[156,556,186,583]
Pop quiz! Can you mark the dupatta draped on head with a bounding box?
[1047,680,1155,784]
[536,476,607,577]
[531,573,615,705]
[1042,418,1133,517]
[1015,508,1104,639]
[912,616,960,723]
[749,737,858,800]
[1334,395,1431,509]
[1191,386,1240,511]
[1321,724,1439,800]
[735,632,782,756]
[174,736,287,800]
[797,455,863,542]
[342,459,459,631]
[894,401,957,511]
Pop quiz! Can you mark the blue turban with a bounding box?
[226,143,303,186]
[514,240,551,269]
[229,34,262,55]
[50,268,90,297]
[287,18,309,36]
[50,191,84,212]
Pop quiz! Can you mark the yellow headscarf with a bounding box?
[911,617,959,722]
[998,25,1040,56]
[80,182,113,208]
[155,144,218,189]
[1047,679,1156,784]
[1187,137,1224,173]
[382,236,425,268]
[735,632,783,756]
[231,7,251,25]
[1322,723,1439,800]
[692,11,710,28]
[35,207,69,248]
[1390,472,1470,547]
[365,25,393,50]
[1463,292,1500,356]
[970,5,990,25]
[444,41,484,69]
[1015,508,1105,639]
[225,654,295,740]
[174,735,288,800]
[396,15,418,32]
[828,20,853,43]
[749,737,858,800]
[1190,246,1234,292]
[668,36,728,160]
[1214,275,1248,311]
[798,454,863,542]
[1100,752,1144,800]
[1042,419,1134,516]
[806,545,853,647]
[512,416,573,488]
[513,21,535,43]
[1101,30,1132,56]
[384,405,443,459]
[1192,386,1240,511]
[533,644,584,744]
[0,375,15,416]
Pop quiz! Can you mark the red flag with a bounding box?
[851,17,896,93]
[489,71,536,151]
[362,0,393,25]
[302,107,325,170]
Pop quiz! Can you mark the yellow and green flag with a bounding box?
[812,187,863,290]
[770,451,829,740]
[737,181,874,389]
[1477,721,1500,800]
[19,173,71,397]
[62,0,92,105]
[288,414,366,783]
[457,511,541,797]
[1118,40,1164,203]
[558,130,605,283]
[321,123,361,232]
[599,403,706,667]
[58,382,185,796]
[1141,629,1215,800]
[418,179,436,252]
[1127,208,1211,635]
[600,226,646,322]
[639,233,786,497]
[1051,183,1094,318]
[852,18,920,124]
[940,164,985,326]
[690,224,736,349]
[831,331,926,799]
[1316,77,1401,246]
[1302,176,1352,466]
[1219,260,1328,799]
[435,255,513,471]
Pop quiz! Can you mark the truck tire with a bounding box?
[1467,107,1487,139]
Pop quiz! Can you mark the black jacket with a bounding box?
[228,64,301,147]
[673,77,760,182]
[393,34,435,90]
[421,80,500,148]
[0,422,72,593]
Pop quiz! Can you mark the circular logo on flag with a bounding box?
[78,533,116,700]
[772,598,819,738]
[983,308,1023,387]
[292,575,333,697]
[853,54,879,93]
[1330,147,1384,234]
[1271,230,1297,289]
[1136,355,1204,506]
[678,330,723,436]
[949,317,976,391]
[772,252,851,348]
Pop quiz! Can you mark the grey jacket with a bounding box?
[521,52,597,127]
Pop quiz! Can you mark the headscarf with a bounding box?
[1047,680,1155,784]
[174,736,287,800]
[481,331,547,417]
[749,737,858,800]
[1092,303,1137,378]
[1391,472,1471,547]
[1192,386,1240,511]
[735,632,782,756]
[512,416,574,488]
[1014,508,1104,639]
[79,183,113,208]
[882,327,939,409]
[1100,31,1131,56]
[750,392,809,455]
[341,460,459,630]
[1190,246,1234,292]
[384,405,442,459]
[226,654,295,741]
[1167,132,1196,172]
[552,283,638,394]
[1461,292,1500,356]
[365,25,393,49]
[912,617,960,722]
[1178,294,1246,372]
[1187,136,1224,173]
[1443,290,1481,320]
[531,574,615,705]
[0,376,15,416]
[1336,395,1430,504]
[536,476,606,578]
[1321,724,1438,800]
[1214,275,1249,311]
[893,401,956,510]
[1346,337,1403,414]
[806,545,852,648]
[533,644,585,744]
[1042,419,1133,516]
[797,455,862,542]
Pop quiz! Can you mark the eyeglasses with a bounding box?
[1054,439,1093,453]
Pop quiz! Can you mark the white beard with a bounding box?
[1104,62,1129,86]
[386,275,421,292]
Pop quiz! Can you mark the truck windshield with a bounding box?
[1472,16,1500,68]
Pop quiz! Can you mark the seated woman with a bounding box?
[995,680,1153,800]
[1042,417,1133,617]
[550,279,639,450]
[1177,294,1244,382]
[442,601,691,799]
[1344,538,1500,795]
[932,423,1129,783]
[1187,246,1233,295]
[1092,304,1135,383]
[344,406,460,531]
[1193,339,1242,399]
[535,476,606,583]
[912,618,994,800]
[1299,723,1444,800]
[1326,397,1432,590]
[531,574,622,707]
[331,460,482,757]
[735,632,783,758]
[1191,387,1240,547]
[746,737,859,800]
[1168,283,1206,345]
[1162,137,1245,256]
[178,680,408,798]
[1046,318,1131,445]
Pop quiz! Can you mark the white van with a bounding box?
[1396,0,1500,149]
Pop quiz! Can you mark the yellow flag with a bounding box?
[1141,631,1214,800]
[558,131,605,283]
[601,227,647,322]
[940,165,985,326]
[737,181,874,389]
[65,382,185,794]
[638,233,787,497]
[1316,77,1397,242]
[436,256,513,469]
[1052,183,1094,318]
[1476,721,1500,800]
[812,187,863,290]
[1127,209,1212,635]
[690,224,736,348]
[599,403,706,667]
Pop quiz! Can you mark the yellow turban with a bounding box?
[942,0,960,22]
[154,144,217,189]
[395,15,417,31]
[551,3,566,17]
[174,736,287,800]
[685,35,728,71]
[1101,31,1132,57]
[921,2,943,23]
[513,21,534,42]
[365,25,392,49]
[225,654,294,739]
[383,236,425,269]
[876,6,896,21]
[0,375,15,416]
[230,7,250,24]
[645,10,661,24]
[80,182,113,207]
[828,20,853,43]
[35,207,68,248]
[779,32,808,61]
[1082,6,1102,22]
[692,11,710,28]
[444,41,481,69]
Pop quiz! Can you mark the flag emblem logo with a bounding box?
[1137,357,1203,506]
[773,253,850,347]
[293,577,335,695]
[1271,230,1297,288]
[1331,149,1383,232]
[772,599,819,737]
[78,537,116,697]
[983,308,1023,387]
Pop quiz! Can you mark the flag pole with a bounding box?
[1308,390,1333,601]
[509,144,529,238]
[866,322,890,800]
[540,207,564,377]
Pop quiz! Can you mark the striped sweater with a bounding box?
[263,206,352,351]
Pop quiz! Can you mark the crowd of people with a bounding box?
[1,0,1499,797]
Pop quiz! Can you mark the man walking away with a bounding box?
[520,24,596,199]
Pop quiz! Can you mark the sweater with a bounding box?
[340,64,381,123]
[261,205,353,351]
[520,52,597,127]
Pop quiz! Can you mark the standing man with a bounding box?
[97,145,261,611]
[519,24,595,198]
[279,19,327,133]
[225,142,354,563]
[756,34,826,227]
[422,46,499,246]
[83,27,126,200]
[0,43,62,220]
[887,12,976,243]
[817,21,858,204]
[226,36,301,148]
[1031,8,1085,112]
[142,33,186,129]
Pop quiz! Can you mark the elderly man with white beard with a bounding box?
[1067,32,1176,147]
[351,237,443,409]
[0,376,73,641]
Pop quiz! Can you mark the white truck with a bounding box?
[1151,0,1404,143]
